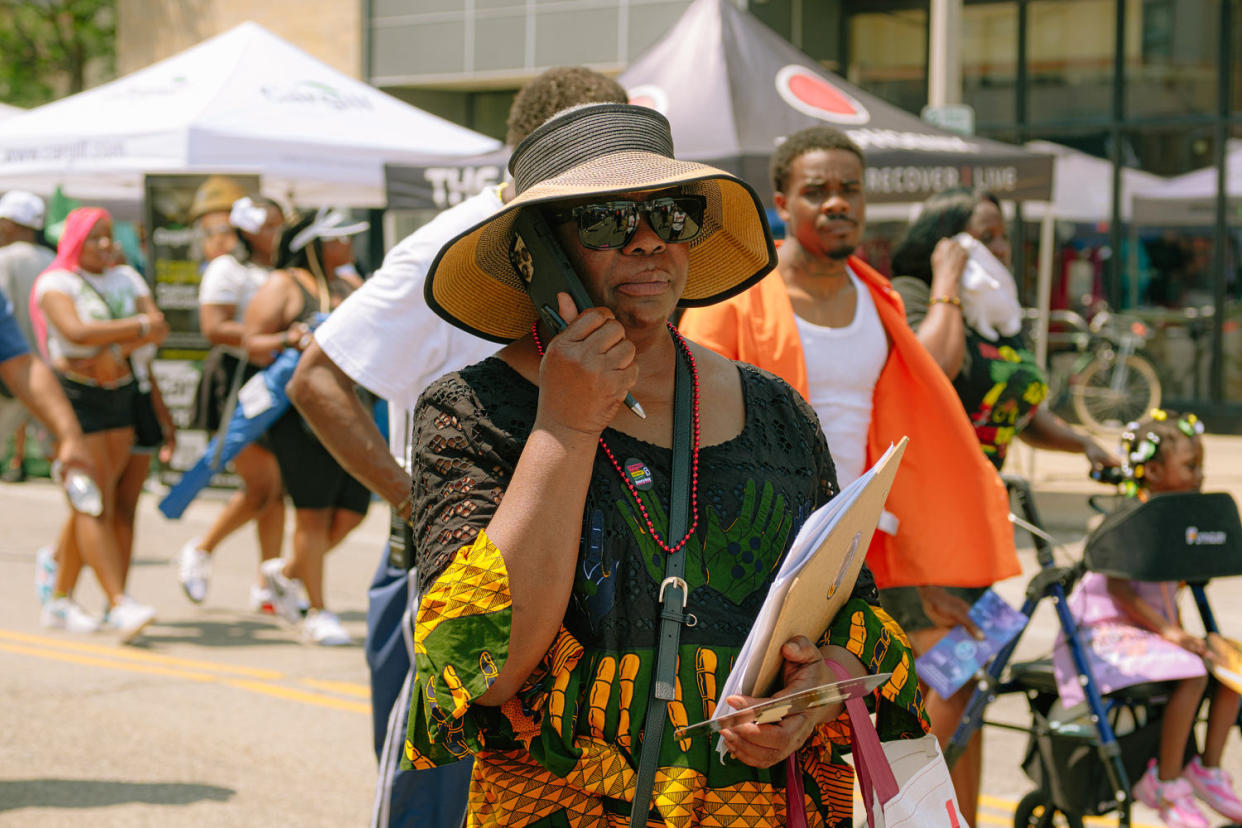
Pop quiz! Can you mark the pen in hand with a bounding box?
[540,305,647,420]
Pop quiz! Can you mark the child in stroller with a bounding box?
[1053,411,1242,828]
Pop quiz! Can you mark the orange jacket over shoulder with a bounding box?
[679,255,1018,590]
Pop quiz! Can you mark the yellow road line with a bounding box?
[0,640,369,715]
[0,642,221,682]
[0,628,284,679]
[229,679,370,713]
[300,678,372,699]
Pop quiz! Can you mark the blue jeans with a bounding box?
[365,550,472,828]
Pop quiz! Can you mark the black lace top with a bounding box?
[409,355,875,608]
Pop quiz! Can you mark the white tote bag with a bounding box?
[812,661,968,828]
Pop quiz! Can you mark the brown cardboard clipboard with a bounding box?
[749,436,908,699]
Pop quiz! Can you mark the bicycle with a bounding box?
[1027,307,1162,432]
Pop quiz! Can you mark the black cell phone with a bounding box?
[510,207,592,334]
[510,208,646,418]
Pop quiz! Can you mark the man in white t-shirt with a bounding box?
[287,67,628,828]
[0,190,56,476]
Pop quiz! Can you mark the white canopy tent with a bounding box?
[0,23,499,208]
[0,103,22,121]
[1014,141,1166,366]
[1130,141,1242,226]
[1024,140,1165,224]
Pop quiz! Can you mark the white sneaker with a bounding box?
[40,597,100,633]
[177,540,211,604]
[34,545,57,606]
[260,558,304,625]
[249,584,276,614]
[302,609,351,646]
[107,596,157,644]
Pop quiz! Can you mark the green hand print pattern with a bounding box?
[618,478,794,606]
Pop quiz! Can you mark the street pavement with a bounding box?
[3,433,1242,826]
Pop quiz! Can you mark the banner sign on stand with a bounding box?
[142,172,261,486]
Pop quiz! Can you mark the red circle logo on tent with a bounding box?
[775,65,870,125]
[627,84,669,115]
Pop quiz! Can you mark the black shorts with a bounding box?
[877,585,990,634]
[267,406,371,514]
[58,376,137,435]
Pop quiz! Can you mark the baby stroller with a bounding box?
[944,476,1242,828]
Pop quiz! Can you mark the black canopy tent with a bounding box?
[383,0,1052,211]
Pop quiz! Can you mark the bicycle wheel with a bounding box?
[1071,353,1162,431]
[1014,790,1085,828]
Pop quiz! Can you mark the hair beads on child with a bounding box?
[1116,409,1204,496]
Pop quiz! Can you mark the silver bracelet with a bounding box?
[136,314,151,337]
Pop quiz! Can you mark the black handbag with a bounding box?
[131,383,164,449]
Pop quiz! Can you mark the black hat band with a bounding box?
[509,103,676,195]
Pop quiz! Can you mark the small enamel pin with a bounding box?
[624,458,654,491]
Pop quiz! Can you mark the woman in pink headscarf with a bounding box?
[32,208,169,642]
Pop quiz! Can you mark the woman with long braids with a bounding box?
[242,208,371,646]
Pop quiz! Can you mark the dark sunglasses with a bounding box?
[545,194,706,251]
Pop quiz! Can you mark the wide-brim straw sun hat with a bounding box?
[424,103,777,343]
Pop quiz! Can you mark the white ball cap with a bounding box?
[0,190,45,230]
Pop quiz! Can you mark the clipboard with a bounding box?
[748,437,908,699]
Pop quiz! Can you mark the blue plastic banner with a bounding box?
[159,346,300,519]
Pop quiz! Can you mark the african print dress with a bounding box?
[403,358,927,828]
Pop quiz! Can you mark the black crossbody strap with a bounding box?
[74,270,120,320]
[629,347,694,828]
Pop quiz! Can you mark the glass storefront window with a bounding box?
[1223,124,1242,401]
[1125,127,1219,402]
[1125,126,1216,177]
[962,2,1018,127]
[847,9,927,114]
[1234,0,1242,112]
[1021,129,1114,313]
[1027,0,1115,124]
[1124,0,1219,118]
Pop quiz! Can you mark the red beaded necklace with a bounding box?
[531,320,700,554]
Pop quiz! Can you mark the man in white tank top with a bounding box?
[679,126,1006,827]
[772,132,885,487]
